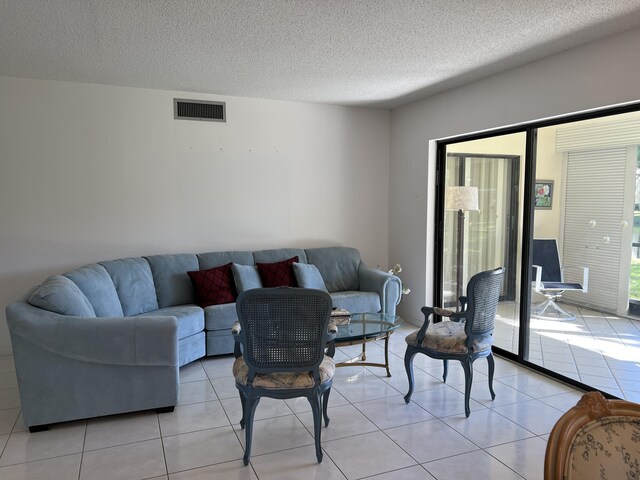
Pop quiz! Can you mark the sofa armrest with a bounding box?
[6,301,179,367]
[358,265,402,315]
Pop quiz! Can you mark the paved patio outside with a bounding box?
[494,301,640,402]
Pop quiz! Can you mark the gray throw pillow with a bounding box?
[231,264,263,292]
[293,263,328,292]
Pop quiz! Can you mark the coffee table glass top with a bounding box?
[334,312,403,342]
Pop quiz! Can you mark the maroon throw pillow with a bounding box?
[187,263,238,307]
[256,256,299,288]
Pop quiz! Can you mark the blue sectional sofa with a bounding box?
[6,246,401,431]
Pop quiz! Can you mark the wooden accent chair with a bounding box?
[232,287,336,465]
[404,267,505,417]
[545,391,640,480]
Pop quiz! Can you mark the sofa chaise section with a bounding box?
[6,300,178,432]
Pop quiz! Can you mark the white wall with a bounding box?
[0,77,390,354]
[390,26,640,324]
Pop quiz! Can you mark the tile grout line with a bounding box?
[156,405,170,479]
[77,420,88,480]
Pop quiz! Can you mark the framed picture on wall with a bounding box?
[534,180,554,209]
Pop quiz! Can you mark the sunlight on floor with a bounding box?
[494,301,640,401]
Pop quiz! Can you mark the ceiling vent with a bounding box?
[174,99,226,122]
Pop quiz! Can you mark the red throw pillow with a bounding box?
[188,263,237,307]
[256,256,299,288]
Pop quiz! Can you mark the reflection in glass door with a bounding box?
[440,133,526,354]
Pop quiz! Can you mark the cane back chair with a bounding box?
[404,267,505,417]
[232,287,336,465]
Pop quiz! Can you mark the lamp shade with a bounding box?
[445,186,479,211]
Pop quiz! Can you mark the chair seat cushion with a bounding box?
[541,281,583,290]
[405,321,492,354]
[233,355,335,389]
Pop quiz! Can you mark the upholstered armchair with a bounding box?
[545,391,640,480]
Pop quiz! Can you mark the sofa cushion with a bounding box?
[100,258,159,316]
[145,254,198,308]
[138,305,204,340]
[28,275,96,317]
[252,248,307,264]
[188,263,237,307]
[64,264,124,317]
[293,263,327,292]
[231,264,263,292]
[204,302,238,331]
[197,250,254,270]
[178,331,206,367]
[330,291,380,314]
[305,246,360,292]
[257,256,298,288]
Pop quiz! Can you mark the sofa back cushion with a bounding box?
[64,264,124,317]
[305,246,361,292]
[100,258,159,316]
[145,254,199,308]
[28,275,96,317]
[197,251,254,270]
[252,248,307,265]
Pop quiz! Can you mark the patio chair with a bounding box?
[403,267,505,417]
[232,287,336,465]
[544,391,640,480]
[532,239,588,320]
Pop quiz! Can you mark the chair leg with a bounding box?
[442,359,449,383]
[460,358,474,418]
[533,299,576,321]
[404,348,417,403]
[243,395,260,466]
[322,388,331,427]
[308,392,324,463]
[239,391,246,429]
[487,353,496,401]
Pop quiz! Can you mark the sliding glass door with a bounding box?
[528,111,640,401]
[435,104,640,402]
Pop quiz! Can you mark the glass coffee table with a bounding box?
[333,312,403,377]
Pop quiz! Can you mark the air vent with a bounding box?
[174,99,226,122]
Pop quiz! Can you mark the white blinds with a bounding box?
[562,147,632,312]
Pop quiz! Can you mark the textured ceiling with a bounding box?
[2,1,640,109]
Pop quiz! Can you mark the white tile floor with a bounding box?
[0,325,586,480]
[493,301,640,402]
